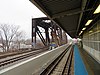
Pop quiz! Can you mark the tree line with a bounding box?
[0,24,29,52]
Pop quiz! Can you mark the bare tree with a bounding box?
[14,31,26,50]
[0,31,6,51]
[0,24,19,52]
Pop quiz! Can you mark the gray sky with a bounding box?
[0,0,46,38]
[0,0,71,39]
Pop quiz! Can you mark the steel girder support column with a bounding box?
[50,27,54,43]
[53,25,59,46]
[45,28,50,46]
[32,19,36,48]
[57,27,62,46]
[63,31,68,44]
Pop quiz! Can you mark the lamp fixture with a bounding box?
[94,4,100,14]
[85,20,93,26]
[79,31,83,35]
[82,27,86,30]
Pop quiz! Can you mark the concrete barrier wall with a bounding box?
[83,44,100,64]
[0,44,69,75]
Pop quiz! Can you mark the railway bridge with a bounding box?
[0,0,100,75]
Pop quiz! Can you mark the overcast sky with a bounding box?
[0,0,46,38]
[0,0,71,39]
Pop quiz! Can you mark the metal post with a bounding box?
[53,25,59,46]
[63,31,68,44]
[57,27,62,46]
[45,28,50,46]
[32,19,36,48]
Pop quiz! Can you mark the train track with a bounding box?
[0,47,48,67]
[40,45,73,75]
[0,47,48,59]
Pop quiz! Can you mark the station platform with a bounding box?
[74,45,88,75]
[75,45,100,75]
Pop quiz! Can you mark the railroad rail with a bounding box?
[40,45,73,75]
[0,47,48,67]
[0,47,48,59]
